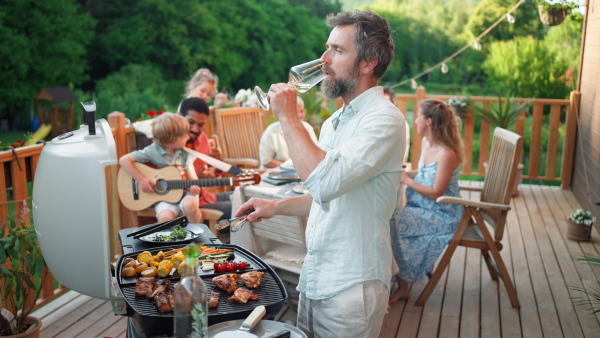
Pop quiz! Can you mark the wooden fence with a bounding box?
[0,88,580,312]
[334,87,579,187]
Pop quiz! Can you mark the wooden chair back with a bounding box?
[480,127,523,241]
[214,107,264,168]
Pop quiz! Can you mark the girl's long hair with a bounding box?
[419,99,464,165]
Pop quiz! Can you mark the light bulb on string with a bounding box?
[506,14,515,24]
[441,63,449,74]
[410,79,417,90]
[473,40,482,51]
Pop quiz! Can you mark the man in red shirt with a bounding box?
[178,97,232,219]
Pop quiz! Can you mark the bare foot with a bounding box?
[389,286,411,303]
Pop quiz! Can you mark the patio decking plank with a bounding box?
[33,184,600,338]
[517,185,563,337]
[529,185,585,337]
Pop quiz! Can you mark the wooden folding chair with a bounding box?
[213,106,264,169]
[415,127,522,308]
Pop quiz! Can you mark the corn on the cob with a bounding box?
[157,260,174,277]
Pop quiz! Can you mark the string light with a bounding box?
[441,63,449,73]
[389,0,526,89]
[507,13,515,24]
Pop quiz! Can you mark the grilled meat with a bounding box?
[154,291,173,313]
[134,277,157,297]
[228,287,259,304]
[208,291,221,309]
[168,288,175,310]
[212,273,240,293]
[147,279,171,298]
[241,271,265,289]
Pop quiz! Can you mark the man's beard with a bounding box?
[187,131,200,143]
[320,64,360,99]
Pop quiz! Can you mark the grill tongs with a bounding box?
[128,215,189,239]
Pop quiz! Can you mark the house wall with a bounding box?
[572,1,600,228]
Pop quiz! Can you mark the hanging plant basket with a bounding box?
[538,5,567,26]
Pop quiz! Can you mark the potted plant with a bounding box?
[0,206,46,337]
[536,1,578,26]
[567,209,596,241]
[445,96,472,119]
[473,93,532,196]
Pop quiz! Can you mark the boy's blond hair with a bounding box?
[152,113,189,148]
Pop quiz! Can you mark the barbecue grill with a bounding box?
[32,108,288,337]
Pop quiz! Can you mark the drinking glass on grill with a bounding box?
[254,59,326,111]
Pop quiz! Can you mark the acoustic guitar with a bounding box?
[117,163,261,211]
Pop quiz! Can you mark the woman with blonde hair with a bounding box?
[389,98,464,303]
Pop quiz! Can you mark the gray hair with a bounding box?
[326,10,395,79]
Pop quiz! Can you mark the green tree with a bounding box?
[0,0,95,126]
[482,35,570,98]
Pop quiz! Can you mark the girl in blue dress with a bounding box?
[389,99,464,303]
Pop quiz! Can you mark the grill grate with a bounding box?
[121,271,285,318]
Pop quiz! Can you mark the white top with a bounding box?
[300,86,407,299]
[259,121,318,168]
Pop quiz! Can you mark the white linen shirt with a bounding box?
[299,86,406,299]
[259,121,318,168]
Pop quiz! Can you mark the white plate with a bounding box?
[209,319,306,338]
[292,185,308,194]
[279,159,295,171]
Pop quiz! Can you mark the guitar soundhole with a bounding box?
[154,180,169,195]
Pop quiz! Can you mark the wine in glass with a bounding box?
[254,59,326,111]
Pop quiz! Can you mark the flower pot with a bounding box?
[451,105,470,119]
[5,316,42,338]
[567,219,592,241]
[135,133,153,150]
[538,5,567,26]
[483,162,524,197]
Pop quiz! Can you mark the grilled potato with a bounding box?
[135,262,149,274]
[158,260,174,278]
[155,251,165,262]
[137,251,153,264]
[122,267,136,277]
[141,267,158,277]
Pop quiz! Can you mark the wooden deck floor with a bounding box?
[31,184,600,337]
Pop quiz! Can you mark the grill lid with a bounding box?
[33,117,117,300]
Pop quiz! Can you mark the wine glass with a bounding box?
[254,59,326,111]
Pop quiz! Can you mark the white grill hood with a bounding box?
[32,118,117,300]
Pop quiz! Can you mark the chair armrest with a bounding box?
[436,196,511,211]
[458,185,483,192]
[225,158,260,169]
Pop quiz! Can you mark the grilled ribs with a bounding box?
[208,291,221,309]
[212,273,240,293]
[228,287,259,304]
[134,277,157,297]
[147,279,171,298]
[241,271,265,289]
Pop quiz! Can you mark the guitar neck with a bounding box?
[166,177,232,190]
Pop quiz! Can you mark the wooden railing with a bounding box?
[334,87,579,188]
[0,86,581,311]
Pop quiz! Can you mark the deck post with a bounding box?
[561,91,580,189]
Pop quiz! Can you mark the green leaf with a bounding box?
[1,266,13,277]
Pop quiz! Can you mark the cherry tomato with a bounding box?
[214,263,224,273]
[226,262,237,272]
[236,261,247,270]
